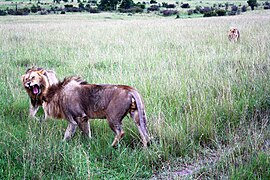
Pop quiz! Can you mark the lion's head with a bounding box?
[21,67,51,98]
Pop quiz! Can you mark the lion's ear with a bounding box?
[21,75,25,83]
[38,69,47,75]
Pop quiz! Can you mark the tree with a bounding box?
[119,0,134,9]
[247,0,257,10]
[98,0,120,10]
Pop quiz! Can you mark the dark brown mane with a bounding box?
[26,67,44,73]
[61,76,88,86]
[44,76,88,102]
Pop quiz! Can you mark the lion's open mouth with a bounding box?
[30,84,41,95]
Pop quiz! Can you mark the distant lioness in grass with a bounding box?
[21,69,150,147]
[228,27,240,42]
[21,67,58,119]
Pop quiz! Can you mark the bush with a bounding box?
[0,9,7,16]
[231,5,238,11]
[85,4,100,13]
[187,9,193,15]
[162,2,168,7]
[150,0,157,4]
[8,8,30,15]
[39,10,48,15]
[203,11,217,17]
[228,11,237,15]
[119,6,143,13]
[161,9,178,16]
[64,6,81,12]
[89,7,100,13]
[263,2,270,9]
[199,6,212,14]
[147,5,159,11]
[78,2,85,9]
[166,4,176,8]
[64,4,73,8]
[136,2,145,9]
[247,0,257,10]
[119,0,135,9]
[181,3,190,8]
[241,5,247,12]
[30,5,38,13]
[215,9,226,16]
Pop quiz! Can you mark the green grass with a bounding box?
[0,9,270,179]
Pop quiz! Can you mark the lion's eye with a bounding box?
[31,76,35,79]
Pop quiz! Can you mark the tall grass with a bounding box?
[0,11,270,178]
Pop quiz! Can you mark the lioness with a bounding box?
[23,69,150,147]
[228,27,240,42]
[21,67,58,119]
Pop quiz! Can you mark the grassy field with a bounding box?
[0,10,270,179]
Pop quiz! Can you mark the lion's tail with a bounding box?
[130,90,150,146]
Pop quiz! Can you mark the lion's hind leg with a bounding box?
[77,115,91,139]
[108,121,125,147]
[130,110,149,148]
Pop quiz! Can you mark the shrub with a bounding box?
[8,8,30,15]
[195,5,201,12]
[39,10,48,15]
[119,0,135,9]
[98,0,119,11]
[136,2,145,9]
[147,5,159,11]
[181,3,190,8]
[30,5,38,13]
[199,6,212,14]
[187,9,193,15]
[247,0,257,10]
[166,4,176,8]
[203,11,217,17]
[228,11,237,15]
[119,6,143,13]
[79,2,85,9]
[0,9,7,16]
[150,0,157,4]
[241,5,247,12]
[215,9,226,16]
[162,2,168,7]
[89,7,100,13]
[231,5,238,11]
[161,9,178,16]
[263,2,270,9]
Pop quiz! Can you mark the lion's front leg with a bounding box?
[29,103,39,119]
[63,123,77,141]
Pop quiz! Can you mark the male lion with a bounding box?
[23,70,150,147]
[228,27,240,42]
[21,67,58,119]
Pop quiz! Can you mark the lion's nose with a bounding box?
[26,82,31,87]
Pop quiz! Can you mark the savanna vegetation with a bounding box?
[0,3,270,179]
[0,0,269,17]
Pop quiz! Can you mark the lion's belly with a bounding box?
[87,110,107,119]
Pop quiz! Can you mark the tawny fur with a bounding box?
[21,67,58,119]
[23,72,150,147]
[228,27,240,42]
